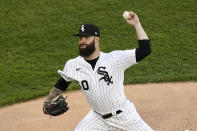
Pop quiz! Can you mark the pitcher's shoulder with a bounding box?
[69,56,84,64]
[107,50,123,57]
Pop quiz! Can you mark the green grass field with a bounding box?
[0,0,197,107]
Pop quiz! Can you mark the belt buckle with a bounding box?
[112,111,116,116]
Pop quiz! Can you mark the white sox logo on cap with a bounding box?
[81,25,85,32]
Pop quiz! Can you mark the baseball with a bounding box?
[123,11,130,20]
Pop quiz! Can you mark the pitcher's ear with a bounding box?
[95,37,100,41]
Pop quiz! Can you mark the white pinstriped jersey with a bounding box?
[58,49,137,114]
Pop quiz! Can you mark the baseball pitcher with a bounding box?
[43,11,153,131]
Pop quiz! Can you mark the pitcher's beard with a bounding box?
[79,39,96,57]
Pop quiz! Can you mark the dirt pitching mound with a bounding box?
[0,82,196,131]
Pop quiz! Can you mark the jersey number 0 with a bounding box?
[81,80,89,90]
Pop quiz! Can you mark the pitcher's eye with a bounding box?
[79,36,88,40]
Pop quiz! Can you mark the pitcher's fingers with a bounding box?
[129,12,135,17]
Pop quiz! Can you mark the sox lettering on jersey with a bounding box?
[97,66,113,85]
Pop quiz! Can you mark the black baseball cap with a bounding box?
[73,24,100,37]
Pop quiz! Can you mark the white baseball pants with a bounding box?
[74,101,153,131]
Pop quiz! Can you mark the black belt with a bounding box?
[99,110,122,119]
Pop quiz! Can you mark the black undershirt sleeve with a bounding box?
[54,77,71,91]
[135,40,151,62]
